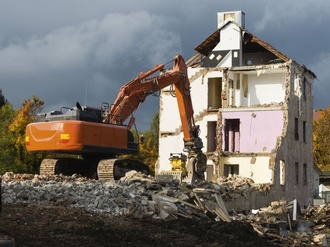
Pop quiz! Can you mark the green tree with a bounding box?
[0,103,16,173]
[121,112,159,175]
[149,111,159,152]
[0,96,45,174]
[313,107,330,171]
[0,88,7,107]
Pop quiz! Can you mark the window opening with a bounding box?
[280,160,285,185]
[207,121,217,152]
[224,164,239,177]
[242,74,248,98]
[228,79,234,107]
[303,163,307,186]
[294,118,299,140]
[295,162,299,185]
[302,77,306,100]
[208,77,222,109]
[303,121,307,143]
[224,119,240,152]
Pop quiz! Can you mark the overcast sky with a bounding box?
[0,1,329,130]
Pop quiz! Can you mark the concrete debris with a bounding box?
[2,171,221,220]
[1,171,330,245]
[214,176,271,199]
[233,199,330,246]
[304,203,330,246]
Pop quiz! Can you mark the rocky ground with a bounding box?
[0,172,329,246]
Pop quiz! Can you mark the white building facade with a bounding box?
[157,11,316,209]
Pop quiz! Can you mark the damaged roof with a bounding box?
[186,21,316,78]
[194,26,290,62]
[194,21,290,62]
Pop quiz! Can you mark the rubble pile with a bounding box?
[304,204,330,246]
[233,200,316,246]
[2,171,155,218]
[1,171,231,220]
[214,176,271,199]
[1,171,330,246]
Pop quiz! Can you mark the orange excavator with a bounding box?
[25,55,206,183]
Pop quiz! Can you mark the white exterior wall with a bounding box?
[319,184,330,196]
[214,23,241,51]
[248,73,285,105]
[218,52,233,67]
[159,92,181,132]
[227,70,286,107]
[220,156,273,184]
[158,135,185,171]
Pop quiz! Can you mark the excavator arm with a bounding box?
[105,56,189,127]
[106,55,206,182]
[106,56,200,148]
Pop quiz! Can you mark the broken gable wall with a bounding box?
[271,62,314,208]
[220,62,314,208]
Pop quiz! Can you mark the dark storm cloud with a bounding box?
[0,0,329,129]
[0,10,182,129]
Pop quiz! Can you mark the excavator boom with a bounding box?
[106,55,201,149]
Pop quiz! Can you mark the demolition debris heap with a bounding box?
[1,172,330,246]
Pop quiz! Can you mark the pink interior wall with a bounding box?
[222,110,283,153]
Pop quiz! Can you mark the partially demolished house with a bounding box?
[157,11,316,209]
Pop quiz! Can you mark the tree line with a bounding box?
[0,89,159,175]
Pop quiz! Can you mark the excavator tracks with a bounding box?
[97,159,116,180]
[39,158,96,178]
[97,158,150,180]
[39,158,150,180]
[40,159,58,175]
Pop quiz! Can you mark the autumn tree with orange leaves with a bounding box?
[313,107,330,171]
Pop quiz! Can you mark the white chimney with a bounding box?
[217,11,245,29]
